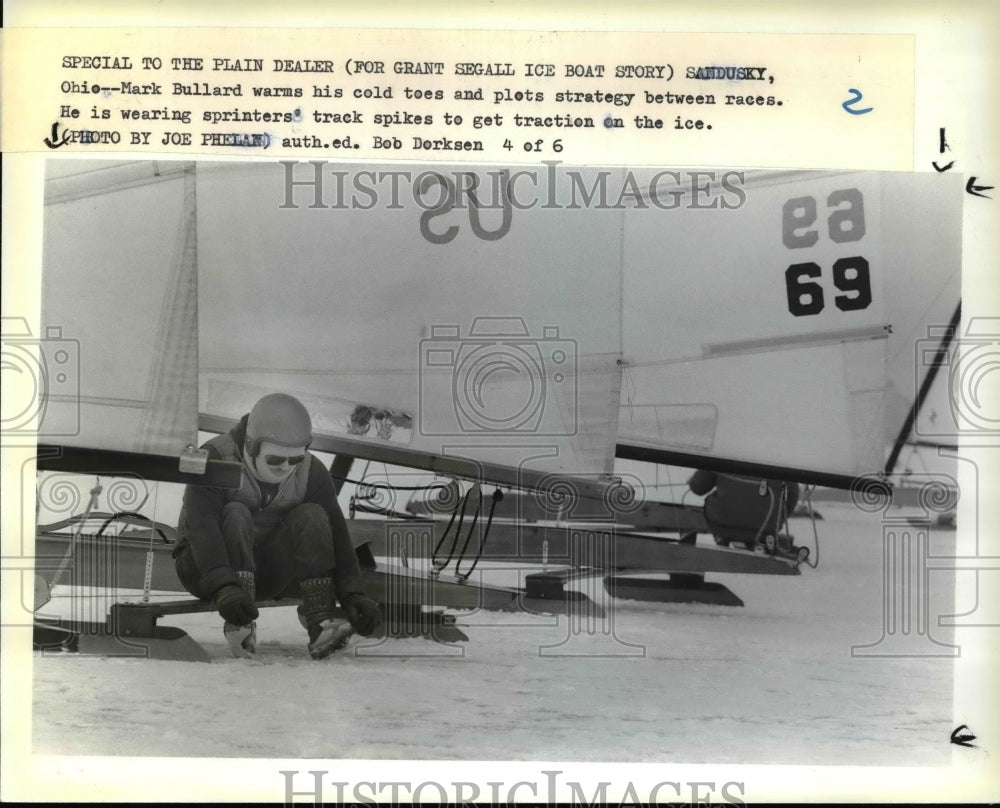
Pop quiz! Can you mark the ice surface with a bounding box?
[31,504,959,765]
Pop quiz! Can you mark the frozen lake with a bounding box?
[30,502,963,768]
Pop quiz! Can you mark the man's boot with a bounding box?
[224,571,257,658]
[300,577,353,660]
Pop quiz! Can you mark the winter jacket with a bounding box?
[688,469,799,541]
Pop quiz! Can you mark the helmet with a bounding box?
[245,393,312,457]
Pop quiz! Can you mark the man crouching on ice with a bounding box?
[172,393,384,659]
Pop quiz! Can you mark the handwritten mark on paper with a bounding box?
[43,122,71,149]
[842,88,873,115]
[950,725,978,748]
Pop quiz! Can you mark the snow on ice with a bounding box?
[31,504,958,765]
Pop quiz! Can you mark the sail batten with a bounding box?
[703,323,890,358]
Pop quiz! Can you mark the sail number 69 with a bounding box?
[785,257,872,317]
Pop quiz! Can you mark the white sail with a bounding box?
[41,161,199,455]
[617,169,963,479]
[39,160,963,488]
[196,161,624,480]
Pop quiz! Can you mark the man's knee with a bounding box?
[221,501,254,535]
[281,504,337,572]
[285,502,330,534]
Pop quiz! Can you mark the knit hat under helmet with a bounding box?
[245,393,312,457]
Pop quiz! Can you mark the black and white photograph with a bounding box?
[2,3,997,804]
[26,158,972,771]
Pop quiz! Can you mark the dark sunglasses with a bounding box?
[263,454,306,467]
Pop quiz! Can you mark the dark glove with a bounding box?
[341,592,384,636]
[213,583,259,626]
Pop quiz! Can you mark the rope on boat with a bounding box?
[430,485,480,576]
[454,488,505,582]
